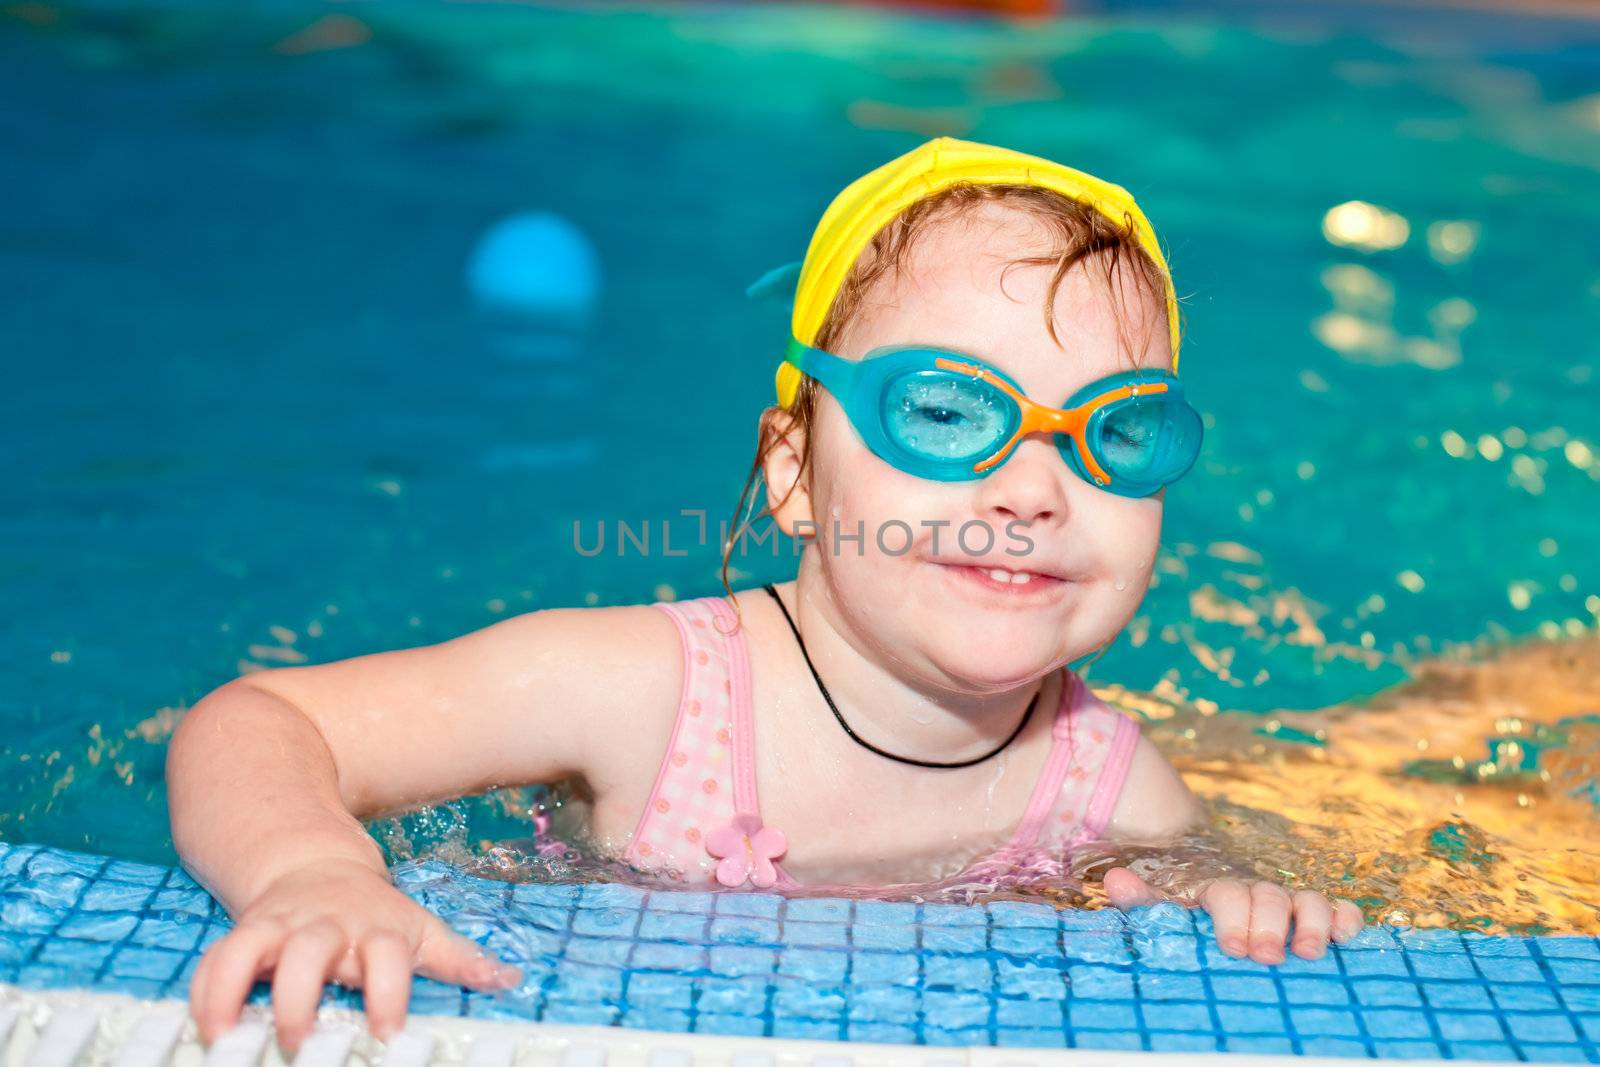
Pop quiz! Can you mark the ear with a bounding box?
[760,406,816,541]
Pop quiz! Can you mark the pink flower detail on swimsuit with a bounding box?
[704,813,787,888]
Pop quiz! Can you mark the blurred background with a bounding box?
[1,0,1597,932]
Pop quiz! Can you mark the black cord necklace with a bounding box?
[762,583,1041,769]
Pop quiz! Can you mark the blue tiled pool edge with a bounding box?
[1,842,1596,1062]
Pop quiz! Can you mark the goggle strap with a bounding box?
[786,338,863,397]
[746,261,803,302]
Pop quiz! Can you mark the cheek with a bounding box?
[811,408,943,534]
[809,473,959,590]
[820,472,942,558]
[1096,497,1163,584]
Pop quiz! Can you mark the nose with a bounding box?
[972,435,1070,533]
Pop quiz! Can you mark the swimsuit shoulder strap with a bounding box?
[1005,671,1141,853]
[624,597,747,879]
[704,595,762,815]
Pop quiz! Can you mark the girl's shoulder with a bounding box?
[1073,688,1202,844]
[535,593,745,796]
[1063,680,1141,742]
[496,598,683,681]
[516,590,753,707]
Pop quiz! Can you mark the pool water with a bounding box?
[1,2,1598,937]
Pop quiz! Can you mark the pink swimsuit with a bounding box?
[624,594,1140,890]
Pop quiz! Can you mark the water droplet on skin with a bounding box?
[1114,578,1128,592]
[983,756,1006,814]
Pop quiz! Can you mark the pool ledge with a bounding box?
[0,983,1494,1067]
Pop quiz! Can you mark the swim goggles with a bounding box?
[784,338,1203,497]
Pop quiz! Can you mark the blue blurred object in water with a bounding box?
[467,211,602,361]
[467,211,602,469]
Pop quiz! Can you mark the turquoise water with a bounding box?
[1,2,1598,926]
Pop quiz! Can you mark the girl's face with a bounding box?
[773,202,1171,695]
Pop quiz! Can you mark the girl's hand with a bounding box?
[1104,867,1365,964]
[188,859,522,1054]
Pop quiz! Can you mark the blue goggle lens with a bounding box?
[1089,393,1203,487]
[882,370,1012,464]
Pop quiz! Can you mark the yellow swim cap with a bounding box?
[774,136,1181,409]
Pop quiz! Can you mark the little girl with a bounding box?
[167,137,1364,1053]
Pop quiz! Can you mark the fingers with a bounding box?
[191,912,519,1054]
[1199,883,1367,966]
[1247,882,1293,964]
[192,920,284,1045]
[414,919,521,991]
[1289,890,1333,960]
[358,932,415,1042]
[1199,879,1252,957]
[1332,899,1365,942]
[331,943,364,989]
[270,920,348,1055]
[1108,871,1345,970]
[187,946,216,1032]
[1103,867,1172,910]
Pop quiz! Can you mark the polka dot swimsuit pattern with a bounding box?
[623,596,794,888]
[624,595,1140,890]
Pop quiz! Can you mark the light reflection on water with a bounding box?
[1109,634,1600,937]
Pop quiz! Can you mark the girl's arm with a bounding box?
[170,604,671,908]
[1097,733,1365,962]
[167,604,678,1050]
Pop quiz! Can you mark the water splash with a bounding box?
[378,636,1600,936]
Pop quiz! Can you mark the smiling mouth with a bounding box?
[932,562,1070,596]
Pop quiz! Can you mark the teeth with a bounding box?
[985,568,1034,585]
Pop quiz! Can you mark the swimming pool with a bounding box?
[1,0,1597,1060]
